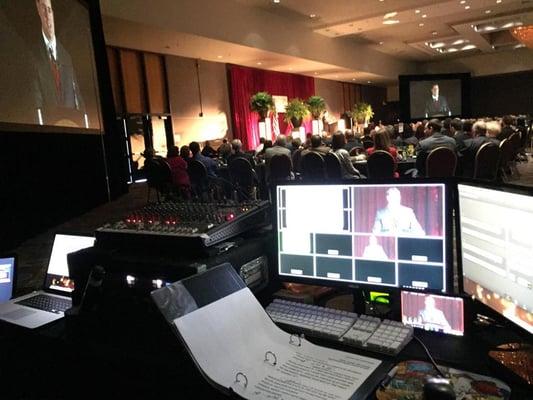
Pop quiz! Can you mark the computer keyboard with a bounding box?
[16,294,71,314]
[267,299,357,340]
[266,299,413,356]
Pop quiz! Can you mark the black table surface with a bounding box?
[1,292,531,399]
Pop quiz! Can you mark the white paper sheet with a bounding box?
[175,288,381,400]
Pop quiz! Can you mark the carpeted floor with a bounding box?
[9,154,533,296]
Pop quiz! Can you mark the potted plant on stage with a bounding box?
[352,102,374,133]
[306,95,326,134]
[250,91,275,140]
[284,98,309,138]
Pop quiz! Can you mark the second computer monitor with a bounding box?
[277,182,450,292]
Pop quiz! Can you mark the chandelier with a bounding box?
[510,25,533,48]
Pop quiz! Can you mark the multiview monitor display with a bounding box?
[458,184,533,334]
[276,183,449,292]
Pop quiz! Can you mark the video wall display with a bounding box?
[277,183,448,292]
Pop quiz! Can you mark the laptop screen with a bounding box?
[45,234,95,293]
[0,256,15,303]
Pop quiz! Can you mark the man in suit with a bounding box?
[33,0,84,113]
[498,115,516,141]
[372,187,425,236]
[190,141,218,177]
[264,135,291,164]
[227,139,255,167]
[415,119,456,176]
[424,84,451,118]
[301,134,331,157]
[459,121,499,177]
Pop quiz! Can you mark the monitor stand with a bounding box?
[488,343,533,385]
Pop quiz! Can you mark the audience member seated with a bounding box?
[442,118,453,137]
[402,124,418,147]
[166,146,191,191]
[331,133,362,179]
[302,134,331,157]
[218,139,232,161]
[201,140,217,158]
[257,140,272,161]
[415,119,456,177]
[367,128,399,178]
[227,139,255,167]
[498,115,516,141]
[322,132,333,147]
[344,131,362,152]
[486,121,502,146]
[180,145,192,162]
[415,123,426,141]
[190,141,218,177]
[291,138,303,153]
[459,120,498,177]
[254,137,266,155]
[265,135,291,165]
[454,119,472,153]
[361,127,373,142]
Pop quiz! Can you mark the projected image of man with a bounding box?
[419,295,451,331]
[34,0,84,111]
[362,235,389,260]
[372,188,425,235]
[424,84,451,118]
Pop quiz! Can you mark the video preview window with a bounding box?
[277,184,447,291]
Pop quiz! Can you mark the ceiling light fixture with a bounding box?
[452,39,465,45]
[309,14,316,18]
[273,0,280,3]
[384,11,398,19]
[257,62,262,65]
[383,20,400,25]
[448,48,458,52]
[367,81,372,84]
[432,31,438,35]
[496,0,502,3]
[379,41,384,45]
[460,0,466,4]
[465,5,470,9]
[415,9,421,14]
[419,23,425,27]
[511,25,533,49]
[462,44,477,50]
[217,55,223,59]
[422,14,427,18]
[485,9,492,13]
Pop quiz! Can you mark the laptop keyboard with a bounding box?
[15,294,71,314]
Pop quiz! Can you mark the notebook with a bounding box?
[0,234,94,329]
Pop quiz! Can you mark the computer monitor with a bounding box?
[401,290,464,336]
[276,182,451,292]
[44,234,95,293]
[458,183,533,334]
[0,255,15,303]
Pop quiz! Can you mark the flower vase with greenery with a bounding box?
[250,91,275,120]
[306,95,326,120]
[284,98,309,129]
[352,102,374,125]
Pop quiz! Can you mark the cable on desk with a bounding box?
[413,335,446,378]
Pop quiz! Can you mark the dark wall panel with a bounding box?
[471,70,533,117]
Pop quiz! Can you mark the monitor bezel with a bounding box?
[272,178,455,294]
[455,179,533,337]
[0,253,17,301]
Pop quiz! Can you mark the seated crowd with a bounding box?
[152,114,528,196]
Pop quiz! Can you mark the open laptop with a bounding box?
[0,234,95,329]
[0,255,16,303]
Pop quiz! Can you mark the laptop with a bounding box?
[0,233,95,329]
[0,255,16,303]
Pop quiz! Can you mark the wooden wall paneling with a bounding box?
[119,49,147,114]
[106,47,124,115]
[143,53,169,114]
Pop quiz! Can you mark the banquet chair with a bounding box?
[188,159,211,201]
[144,158,172,203]
[473,142,500,182]
[366,150,395,179]
[324,152,342,179]
[228,157,257,201]
[269,154,292,183]
[426,147,457,177]
[498,138,515,182]
[301,152,326,181]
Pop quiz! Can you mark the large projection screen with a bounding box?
[0,0,102,133]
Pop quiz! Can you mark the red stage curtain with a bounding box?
[228,65,315,150]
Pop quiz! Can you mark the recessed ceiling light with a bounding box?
[314,72,319,75]
[422,14,427,18]
[432,31,438,35]
[448,48,458,52]
[257,62,262,65]
[465,5,470,9]
[460,0,466,3]
[415,9,421,14]
[352,78,356,81]
[273,0,280,3]
[383,20,400,24]
[419,23,425,27]
[384,11,398,19]
[217,55,223,59]
[367,81,372,84]
[462,44,477,50]
[309,14,316,18]
[452,39,465,45]
[485,9,492,13]
[496,0,502,3]
[379,41,384,45]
